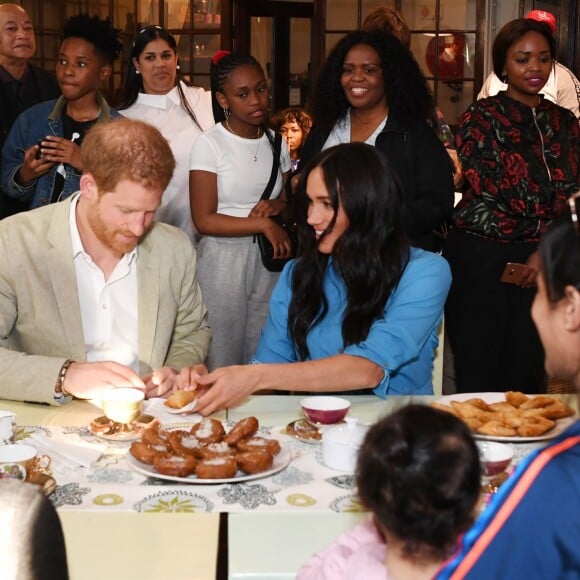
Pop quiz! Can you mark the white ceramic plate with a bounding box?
[126,443,291,484]
[436,392,576,442]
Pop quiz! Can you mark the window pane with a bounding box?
[326,0,357,31]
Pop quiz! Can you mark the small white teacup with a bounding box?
[0,444,50,481]
[101,388,145,425]
[0,411,17,445]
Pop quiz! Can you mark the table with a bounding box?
[1,394,577,579]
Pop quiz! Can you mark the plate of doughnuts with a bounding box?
[432,391,576,442]
[125,416,291,484]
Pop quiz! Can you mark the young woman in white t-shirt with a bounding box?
[119,26,214,243]
[189,52,291,369]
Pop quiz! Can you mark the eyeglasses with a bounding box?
[569,191,580,235]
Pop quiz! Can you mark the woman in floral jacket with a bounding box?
[444,18,579,393]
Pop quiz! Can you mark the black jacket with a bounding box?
[300,116,455,251]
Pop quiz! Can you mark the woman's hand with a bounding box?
[261,218,292,260]
[250,197,286,218]
[520,251,540,288]
[187,365,261,416]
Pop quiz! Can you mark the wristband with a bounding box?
[54,359,74,402]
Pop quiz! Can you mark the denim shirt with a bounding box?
[1,94,119,209]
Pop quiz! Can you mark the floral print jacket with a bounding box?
[454,92,580,242]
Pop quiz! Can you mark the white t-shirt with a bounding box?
[120,82,214,241]
[190,123,291,218]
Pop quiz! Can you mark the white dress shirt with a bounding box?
[120,83,215,242]
[69,195,140,372]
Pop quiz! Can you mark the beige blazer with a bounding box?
[0,196,210,404]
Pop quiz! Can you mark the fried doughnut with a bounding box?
[165,389,197,409]
[477,420,517,437]
[236,436,281,456]
[153,452,196,477]
[195,457,238,479]
[224,417,259,445]
[142,424,170,447]
[130,441,167,465]
[506,391,529,408]
[198,442,235,460]
[191,418,225,444]
[168,430,202,457]
[236,451,273,474]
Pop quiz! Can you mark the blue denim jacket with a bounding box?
[1,93,119,209]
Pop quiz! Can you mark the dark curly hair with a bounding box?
[289,142,409,358]
[357,405,481,561]
[210,51,275,149]
[492,18,555,80]
[312,29,434,134]
[62,14,122,65]
[119,25,202,130]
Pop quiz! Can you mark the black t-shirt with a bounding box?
[50,113,97,204]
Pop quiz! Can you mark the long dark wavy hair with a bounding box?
[210,51,275,149]
[119,25,202,130]
[289,142,409,359]
[312,30,434,135]
[357,405,481,561]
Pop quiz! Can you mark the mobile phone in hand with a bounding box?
[34,139,44,159]
[500,262,527,285]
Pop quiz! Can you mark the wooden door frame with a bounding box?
[233,0,318,110]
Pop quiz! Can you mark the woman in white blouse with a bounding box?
[119,26,214,243]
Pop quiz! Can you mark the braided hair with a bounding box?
[119,25,202,130]
[210,51,275,148]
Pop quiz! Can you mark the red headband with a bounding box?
[212,50,231,65]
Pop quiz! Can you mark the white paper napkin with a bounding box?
[28,431,104,469]
[144,398,202,425]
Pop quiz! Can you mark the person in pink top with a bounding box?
[297,404,481,580]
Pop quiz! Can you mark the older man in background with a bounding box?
[0,3,59,218]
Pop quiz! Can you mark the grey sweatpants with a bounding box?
[196,235,280,370]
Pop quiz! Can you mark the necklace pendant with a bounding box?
[252,155,257,162]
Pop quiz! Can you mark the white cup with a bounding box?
[0,444,50,481]
[101,388,144,425]
[0,411,17,445]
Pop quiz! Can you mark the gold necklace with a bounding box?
[225,119,261,162]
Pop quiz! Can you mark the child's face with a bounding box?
[279,121,303,157]
[56,37,109,102]
[218,64,269,133]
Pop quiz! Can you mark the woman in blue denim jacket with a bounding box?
[1,14,121,210]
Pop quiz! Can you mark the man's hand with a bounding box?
[63,361,146,400]
[142,366,180,399]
